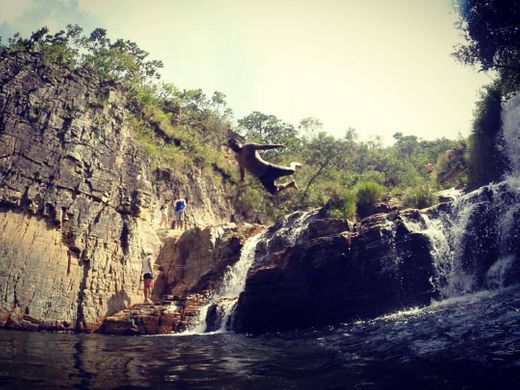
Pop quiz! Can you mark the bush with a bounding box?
[326,187,356,220]
[402,183,437,209]
[355,181,383,217]
[467,85,506,189]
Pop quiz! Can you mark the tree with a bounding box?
[1,25,164,89]
[298,117,323,139]
[238,111,299,155]
[300,129,355,199]
[467,85,506,189]
[392,133,419,160]
[453,0,520,96]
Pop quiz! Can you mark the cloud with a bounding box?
[0,0,36,25]
[77,0,133,15]
[0,0,102,40]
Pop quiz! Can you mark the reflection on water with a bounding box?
[1,286,520,389]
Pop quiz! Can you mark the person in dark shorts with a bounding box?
[142,248,154,304]
[227,138,301,195]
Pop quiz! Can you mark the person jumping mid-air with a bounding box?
[227,138,301,195]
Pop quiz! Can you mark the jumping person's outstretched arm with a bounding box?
[250,143,284,151]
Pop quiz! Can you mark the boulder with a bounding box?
[233,210,438,333]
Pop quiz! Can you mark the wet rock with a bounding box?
[153,224,260,298]
[233,210,438,334]
[99,293,209,335]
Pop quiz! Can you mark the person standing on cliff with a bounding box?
[159,199,170,228]
[142,249,154,304]
[227,138,301,195]
[173,197,187,230]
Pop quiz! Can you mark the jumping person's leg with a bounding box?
[272,163,301,193]
[276,180,299,193]
[259,164,301,194]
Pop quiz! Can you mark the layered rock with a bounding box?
[233,209,438,333]
[0,52,234,332]
[100,224,260,335]
[100,293,207,335]
[233,179,520,334]
[153,223,258,298]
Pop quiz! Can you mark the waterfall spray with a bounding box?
[501,93,520,177]
[187,210,316,334]
[187,231,265,334]
[397,92,520,298]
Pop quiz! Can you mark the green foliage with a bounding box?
[325,186,356,220]
[402,182,436,210]
[453,0,520,97]
[298,117,323,139]
[1,26,472,224]
[355,181,383,217]
[0,25,163,90]
[467,86,506,189]
[238,111,300,157]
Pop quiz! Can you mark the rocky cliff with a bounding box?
[0,51,235,332]
[232,209,437,333]
[232,179,520,334]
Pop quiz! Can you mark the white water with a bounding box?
[213,231,264,331]
[187,210,316,334]
[187,231,265,334]
[184,94,520,334]
[399,93,520,298]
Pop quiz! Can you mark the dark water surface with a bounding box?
[1,286,520,389]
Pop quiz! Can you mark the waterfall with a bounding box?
[188,231,264,334]
[211,231,265,331]
[187,210,316,334]
[399,92,520,298]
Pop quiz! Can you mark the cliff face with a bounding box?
[0,52,234,331]
[153,224,251,298]
[232,209,438,333]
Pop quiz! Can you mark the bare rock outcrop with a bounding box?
[0,52,234,332]
[153,224,257,297]
[232,209,437,333]
[99,224,261,335]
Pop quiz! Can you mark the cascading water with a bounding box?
[189,210,315,334]
[187,231,265,334]
[400,92,520,298]
[501,93,520,176]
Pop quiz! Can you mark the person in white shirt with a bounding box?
[142,249,154,304]
[159,200,170,228]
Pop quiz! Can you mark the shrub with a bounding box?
[467,85,506,189]
[326,187,356,220]
[402,184,437,209]
[355,181,383,217]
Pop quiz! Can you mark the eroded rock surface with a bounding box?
[0,52,234,332]
[233,209,437,333]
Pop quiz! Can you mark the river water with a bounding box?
[2,284,520,389]
[3,88,520,390]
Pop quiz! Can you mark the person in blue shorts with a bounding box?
[173,197,187,230]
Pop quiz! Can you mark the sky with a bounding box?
[0,0,492,144]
